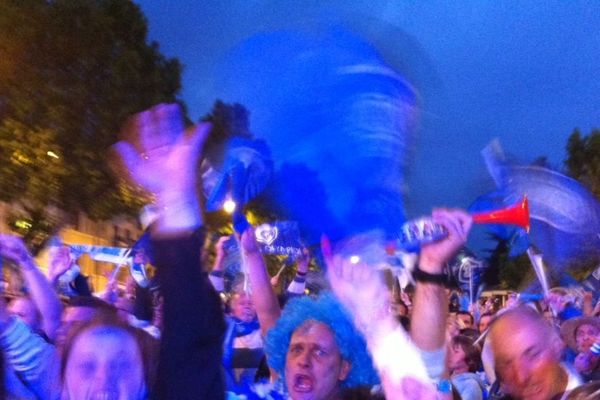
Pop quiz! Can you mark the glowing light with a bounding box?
[15,220,32,229]
[349,255,360,264]
[223,199,236,214]
[11,151,30,164]
[47,151,59,159]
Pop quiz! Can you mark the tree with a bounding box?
[0,0,184,244]
[484,233,532,290]
[565,128,600,199]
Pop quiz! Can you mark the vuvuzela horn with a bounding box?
[472,196,530,232]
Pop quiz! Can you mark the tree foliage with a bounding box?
[565,128,600,200]
[0,0,183,239]
[484,233,532,290]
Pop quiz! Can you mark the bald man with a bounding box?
[488,306,581,400]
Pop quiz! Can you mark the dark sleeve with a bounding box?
[151,229,226,400]
[133,285,154,322]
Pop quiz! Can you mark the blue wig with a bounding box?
[265,292,379,389]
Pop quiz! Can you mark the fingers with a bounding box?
[122,103,186,153]
[113,141,142,182]
[152,103,184,146]
[327,253,374,287]
[136,108,157,151]
[0,234,22,253]
[431,208,472,242]
[322,236,344,289]
[240,227,259,253]
[215,236,229,257]
[184,121,212,162]
[0,235,31,265]
[136,103,182,150]
[216,236,229,247]
[339,255,356,282]
[321,236,354,283]
[296,249,310,272]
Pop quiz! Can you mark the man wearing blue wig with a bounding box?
[265,293,380,399]
[239,229,380,399]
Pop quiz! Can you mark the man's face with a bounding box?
[64,327,145,400]
[230,293,257,323]
[575,323,599,353]
[478,315,492,333]
[491,313,566,400]
[285,321,350,400]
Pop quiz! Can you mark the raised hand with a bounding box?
[419,208,472,273]
[113,103,212,232]
[239,227,260,255]
[114,104,210,197]
[322,236,388,332]
[1,235,63,339]
[296,247,310,273]
[323,235,432,392]
[47,245,75,283]
[0,234,36,270]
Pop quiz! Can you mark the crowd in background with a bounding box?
[0,103,599,400]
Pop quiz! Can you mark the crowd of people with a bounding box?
[0,103,599,400]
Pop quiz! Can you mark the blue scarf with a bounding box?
[232,317,260,337]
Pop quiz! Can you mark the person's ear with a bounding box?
[338,360,351,381]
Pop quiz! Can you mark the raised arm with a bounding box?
[0,286,60,399]
[114,103,225,399]
[410,209,471,364]
[399,209,472,388]
[286,248,309,296]
[0,235,63,340]
[324,235,435,399]
[208,236,228,293]
[240,228,281,337]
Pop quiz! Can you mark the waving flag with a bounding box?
[479,140,600,272]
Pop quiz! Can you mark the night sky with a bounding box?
[135,1,599,252]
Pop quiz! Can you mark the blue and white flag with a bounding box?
[68,245,131,264]
[255,221,303,258]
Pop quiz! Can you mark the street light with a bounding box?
[47,150,59,159]
[223,199,236,214]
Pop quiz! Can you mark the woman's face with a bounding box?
[447,343,468,374]
[64,326,145,400]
